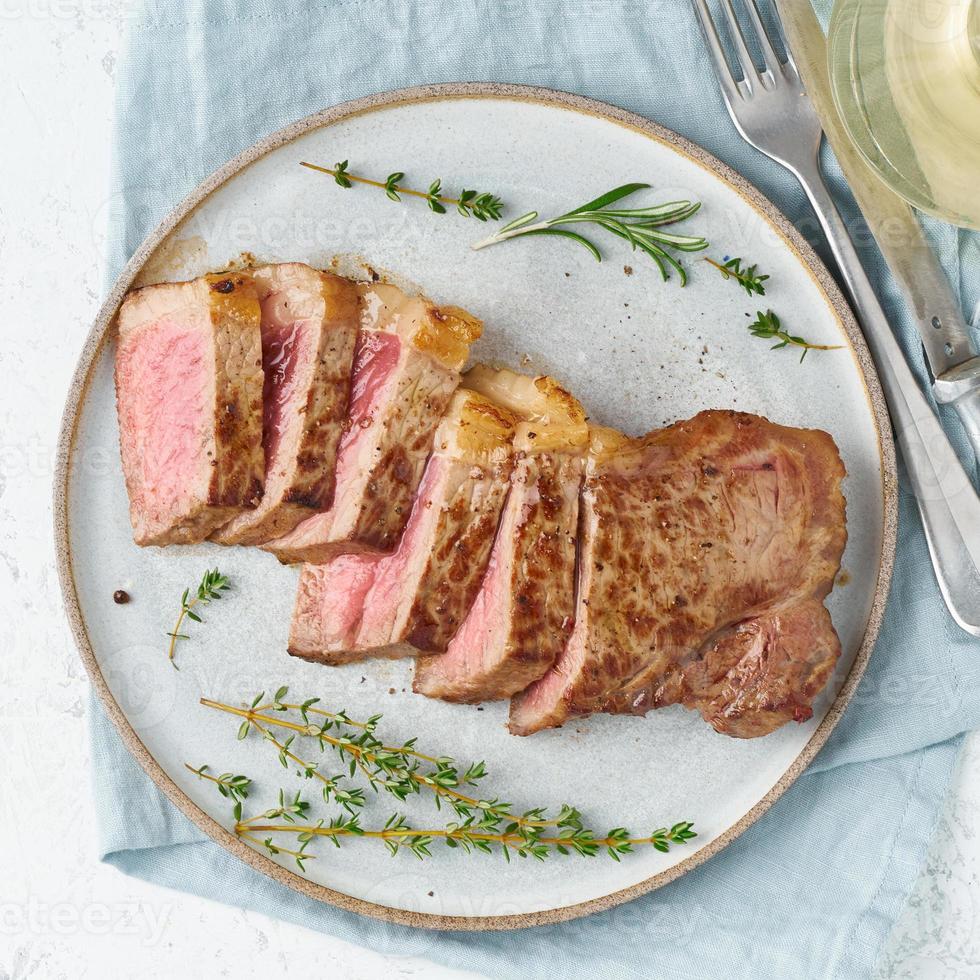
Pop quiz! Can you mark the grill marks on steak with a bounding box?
[414,368,589,703]
[288,385,519,664]
[263,285,482,563]
[211,264,359,545]
[509,411,847,738]
[115,273,265,545]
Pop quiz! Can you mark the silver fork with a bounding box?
[693,0,980,635]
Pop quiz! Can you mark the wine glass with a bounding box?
[828,0,980,230]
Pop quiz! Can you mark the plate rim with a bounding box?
[54,81,898,931]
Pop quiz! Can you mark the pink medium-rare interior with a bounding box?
[259,290,315,487]
[507,598,590,735]
[340,328,403,447]
[266,328,402,552]
[288,454,450,659]
[209,275,319,543]
[290,555,379,654]
[507,485,596,734]
[116,317,211,535]
[353,454,449,648]
[414,466,523,695]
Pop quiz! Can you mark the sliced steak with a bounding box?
[211,264,359,545]
[414,368,589,703]
[264,284,481,563]
[288,384,518,664]
[509,410,847,738]
[115,273,264,546]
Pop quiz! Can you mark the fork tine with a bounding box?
[742,0,780,74]
[768,0,802,79]
[720,0,761,86]
[691,0,743,105]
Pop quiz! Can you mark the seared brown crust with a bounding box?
[412,368,590,704]
[211,269,359,546]
[288,640,417,666]
[206,273,265,509]
[352,363,462,553]
[500,455,581,688]
[510,410,847,738]
[263,287,483,565]
[281,275,360,510]
[413,449,584,703]
[662,599,842,737]
[285,385,520,665]
[272,355,461,565]
[403,454,514,652]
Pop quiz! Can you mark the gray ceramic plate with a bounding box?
[55,84,896,930]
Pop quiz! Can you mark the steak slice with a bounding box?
[509,411,847,738]
[263,284,481,563]
[288,384,519,664]
[115,272,264,546]
[211,264,359,545]
[413,367,589,703]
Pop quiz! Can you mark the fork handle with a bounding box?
[791,160,980,631]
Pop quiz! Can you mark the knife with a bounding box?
[775,0,980,634]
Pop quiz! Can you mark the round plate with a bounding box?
[55,83,896,930]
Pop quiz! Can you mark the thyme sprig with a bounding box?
[705,256,769,297]
[198,690,696,867]
[165,568,230,668]
[748,309,844,363]
[186,764,251,819]
[247,710,367,816]
[202,690,542,830]
[301,160,504,221]
[470,183,707,284]
[234,798,697,866]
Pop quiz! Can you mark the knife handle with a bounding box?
[935,357,980,456]
[789,157,980,634]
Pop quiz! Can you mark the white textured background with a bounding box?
[1,2,978,977]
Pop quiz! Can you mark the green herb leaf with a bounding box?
[471,185,705,282]
[301,160,504,222]
[747,310,843,363]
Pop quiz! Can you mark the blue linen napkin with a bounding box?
[89,1,980,976]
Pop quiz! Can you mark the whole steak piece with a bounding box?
[287,383,519,664]
[414,367,589,704]
[263,284,482,564]
[211,264,360,545]
[114,272,265,546]
[510,411,847,739]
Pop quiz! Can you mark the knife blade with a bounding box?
[773,0,980,441]
[774,0,980,635]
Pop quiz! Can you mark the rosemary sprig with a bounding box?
[748,309,844,363]
[300,160,504,221]
[470,183,707,284]
[705,256,769,297]
[165,568,230,668]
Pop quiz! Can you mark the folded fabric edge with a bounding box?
[89,675,964,977]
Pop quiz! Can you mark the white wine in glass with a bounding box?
[828,0,980,230]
